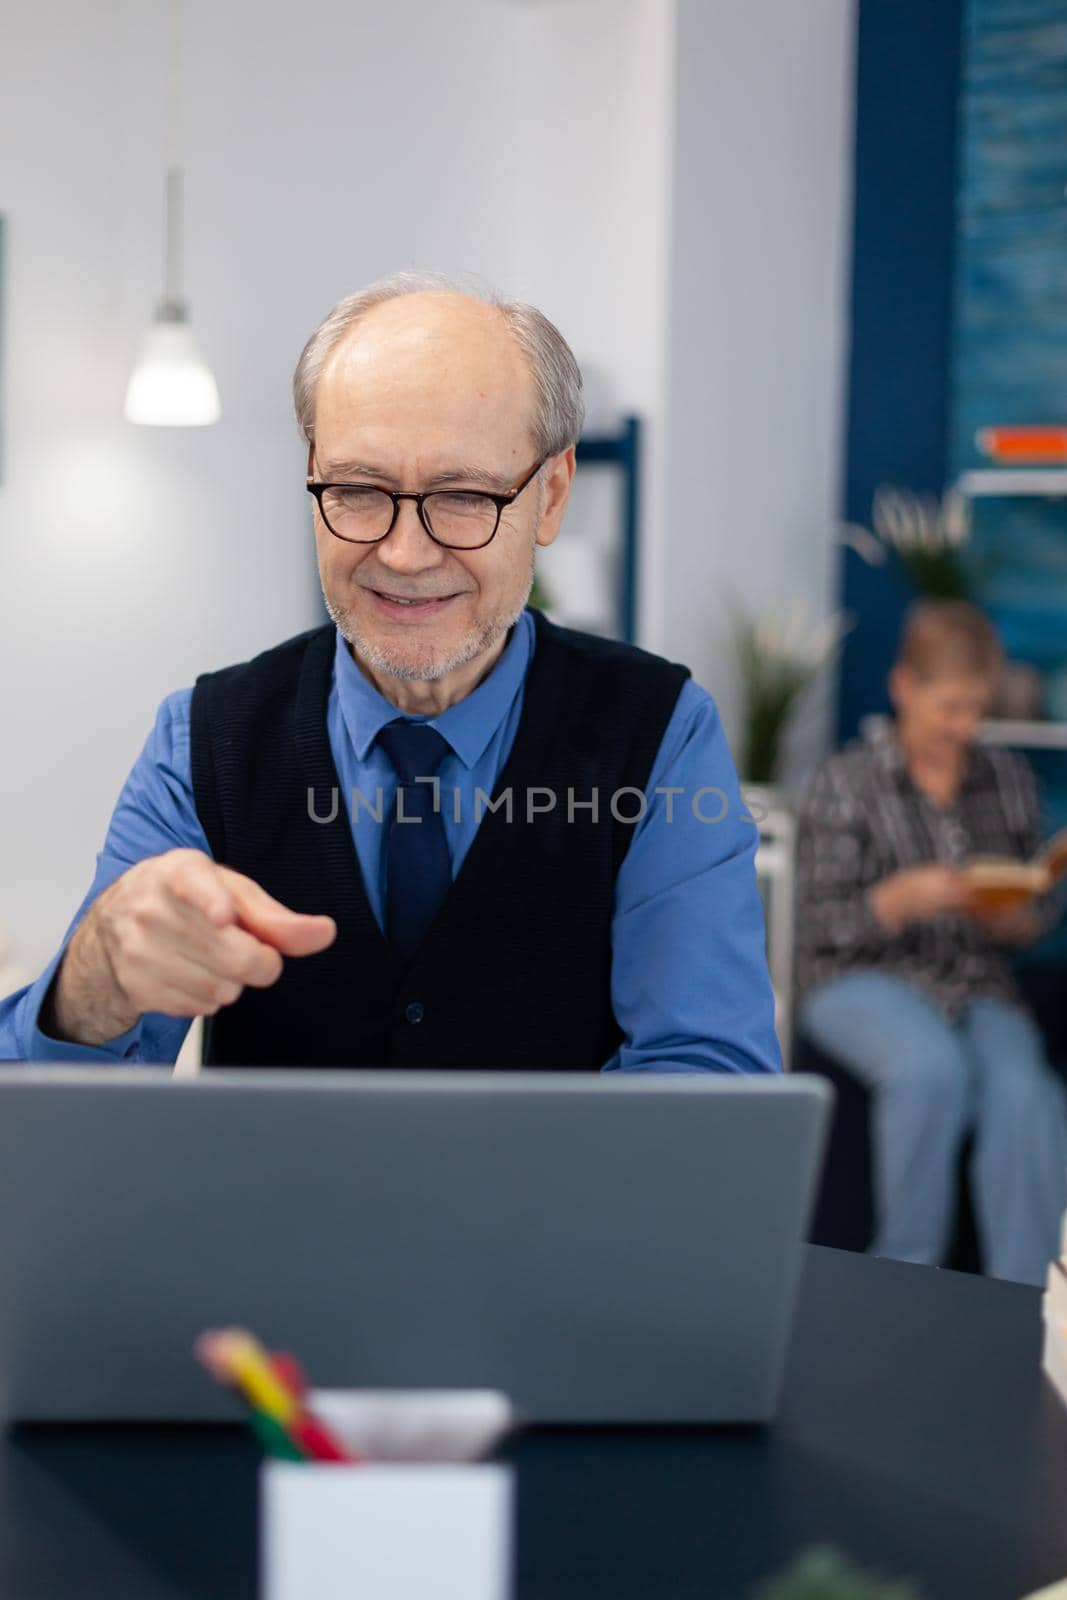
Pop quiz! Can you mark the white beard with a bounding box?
[322,548,535,683]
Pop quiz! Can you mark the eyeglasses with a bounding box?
[306,445,546,551]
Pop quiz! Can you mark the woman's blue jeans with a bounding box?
[800,971,1067,1285]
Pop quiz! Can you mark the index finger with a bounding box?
[218,867,337,956]
[164,852,237,929]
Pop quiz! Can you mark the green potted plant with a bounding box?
[751,1546,923,1600]
[843,483,973,600]
[733,603,849,787]
[528,571,553,613]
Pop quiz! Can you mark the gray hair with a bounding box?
[293,269,584,457]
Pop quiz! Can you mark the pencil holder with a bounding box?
[260,1389,515,1600]
[261,1459,513,1600]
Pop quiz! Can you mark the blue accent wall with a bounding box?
[837,0,964,741]
[838,0,1067,958]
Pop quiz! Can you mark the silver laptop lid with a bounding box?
[0,1069,830,1424]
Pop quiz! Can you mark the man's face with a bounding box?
[891,665,995,761]
[310,293,573,692]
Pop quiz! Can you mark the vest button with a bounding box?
[404,1001,425,1025]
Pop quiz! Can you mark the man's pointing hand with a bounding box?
[43,849,337,1049]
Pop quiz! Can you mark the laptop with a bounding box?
[0,1068,830,1425]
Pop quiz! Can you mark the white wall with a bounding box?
[0,0,854,974]
[0,0,520,969]
[510,0,676,638]
[662,0,855,752]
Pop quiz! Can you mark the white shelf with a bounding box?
[750,790,796,1070]
[979,719,1067,751]
[958,469,1067,497]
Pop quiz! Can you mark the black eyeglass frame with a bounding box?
[305,444,547,550]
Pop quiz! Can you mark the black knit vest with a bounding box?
[190,609,689,1069]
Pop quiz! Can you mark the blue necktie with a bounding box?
[377,720,452,961]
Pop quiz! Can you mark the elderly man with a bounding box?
[796,600,1066,1284]
[0,272,780,1074]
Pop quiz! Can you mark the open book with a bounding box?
[963,827,1067,912]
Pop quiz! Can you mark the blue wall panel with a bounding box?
[838,0,964,741]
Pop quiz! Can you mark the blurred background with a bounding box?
[1,0,1065,1033]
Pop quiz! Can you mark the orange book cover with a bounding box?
[976,426,1067,463]
[963,826,1067,910]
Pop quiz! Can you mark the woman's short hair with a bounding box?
[293,270,585,458]
[896,599,1004,683]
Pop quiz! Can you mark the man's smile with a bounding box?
[363,585,467,622]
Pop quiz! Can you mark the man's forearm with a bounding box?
[39,920,141,1048]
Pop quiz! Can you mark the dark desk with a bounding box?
[3,1246,1067,1600]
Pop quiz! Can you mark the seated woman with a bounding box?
[795,600,1066,1285]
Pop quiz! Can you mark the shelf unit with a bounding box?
[978,720,1067,752]
[960,476,1067,747]
[957,468,1067,498]
[574,416,641,644]
[746,785,797,1070]
[955,468,1067,751]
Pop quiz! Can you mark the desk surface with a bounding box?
[3,1245,1067,1600]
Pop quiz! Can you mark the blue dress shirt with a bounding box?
[0,611,781,1074]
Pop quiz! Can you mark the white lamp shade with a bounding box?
[124,319,221,426]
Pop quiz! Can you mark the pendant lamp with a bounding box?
[124,1,220,427]
[125,168,220,426]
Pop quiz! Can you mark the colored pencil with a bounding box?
[195,1326,359,1464]
[249,1409,307,1462]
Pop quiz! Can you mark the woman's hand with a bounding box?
[868,865,972,935]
